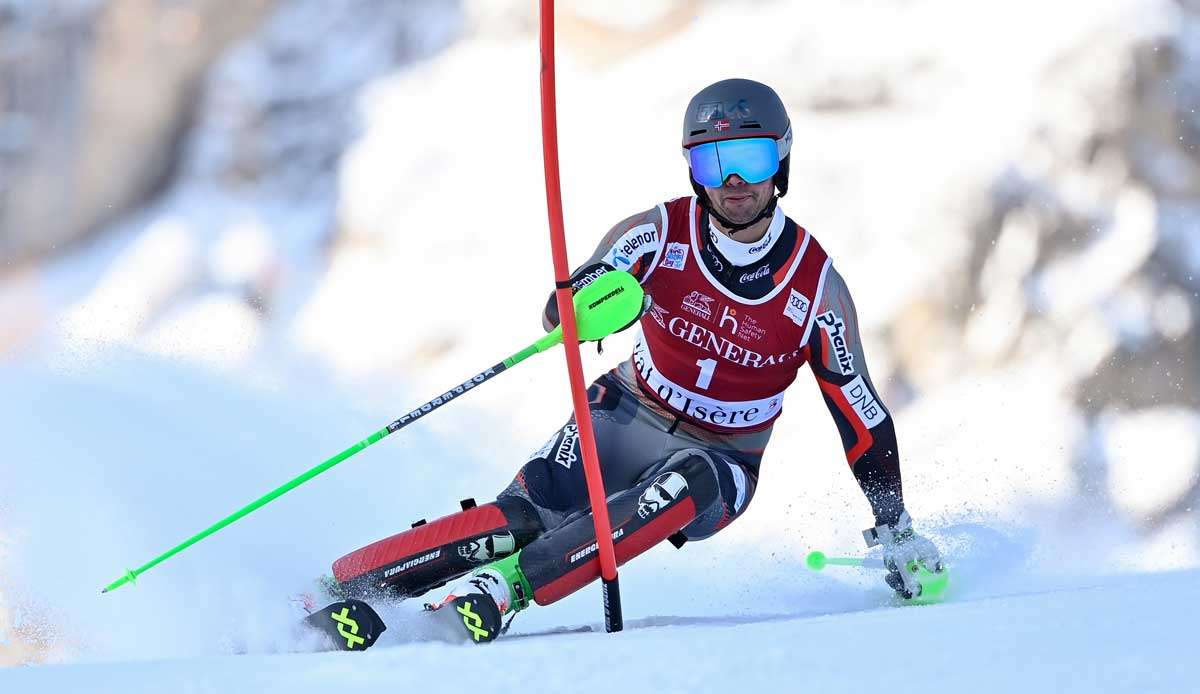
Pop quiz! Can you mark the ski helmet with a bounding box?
[682,78,792,230]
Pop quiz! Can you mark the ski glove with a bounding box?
[542,262,650,338]
[863,511,944,600]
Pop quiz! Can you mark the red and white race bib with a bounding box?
[635,197,832,432]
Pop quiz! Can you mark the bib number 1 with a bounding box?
[695,358,717,390]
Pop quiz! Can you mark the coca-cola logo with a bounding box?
[748,233,772,254]
[738,265,770,284]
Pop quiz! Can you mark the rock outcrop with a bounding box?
[0,0,275,266]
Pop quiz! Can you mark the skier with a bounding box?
[324,78,944,643]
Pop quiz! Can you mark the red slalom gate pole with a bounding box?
[537,0,623,632]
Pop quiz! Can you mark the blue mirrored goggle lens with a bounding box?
[688,138,780,188]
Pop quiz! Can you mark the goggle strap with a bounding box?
[681,128,792,162]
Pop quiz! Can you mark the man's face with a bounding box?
[704,174,774,225]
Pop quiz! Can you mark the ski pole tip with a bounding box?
[805,550,827,571]
[100,569,138,595]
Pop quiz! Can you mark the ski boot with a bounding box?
[424,551,533,644]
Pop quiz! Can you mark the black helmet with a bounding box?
[682,78,792,230]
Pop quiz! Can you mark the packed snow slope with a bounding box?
[2,1,1198,690]
[1,351,1197,692]
[3,570,1199,694]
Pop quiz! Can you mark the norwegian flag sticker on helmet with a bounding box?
[714,119,731,131]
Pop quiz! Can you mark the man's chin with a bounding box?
[716,202,764,225]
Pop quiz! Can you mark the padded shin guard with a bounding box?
[520,450,721,605]
[332,496,542,598]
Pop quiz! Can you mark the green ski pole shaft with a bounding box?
[806,550,949,603]
[100,270,645,594]
[805,551,885,571]
[101,340,556,594]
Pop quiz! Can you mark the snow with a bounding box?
[3,0,1200,689]
[0,347,1196,691]
[1101,408,1200,520]
[3,546,1198,693]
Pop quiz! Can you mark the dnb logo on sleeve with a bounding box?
[841,375,887,428]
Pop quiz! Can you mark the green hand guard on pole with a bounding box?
[101,271,646,594]
[805,550,950,604]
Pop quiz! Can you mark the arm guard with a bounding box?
[807,267,904,526]
[541,206,663,332]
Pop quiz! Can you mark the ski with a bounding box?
[302,599,387,652]
[299,595,509,651]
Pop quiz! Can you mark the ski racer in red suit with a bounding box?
[328,78,945,642]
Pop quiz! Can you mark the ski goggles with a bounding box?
[685,137,781,188]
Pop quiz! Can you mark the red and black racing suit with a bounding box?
[332,197,904,605]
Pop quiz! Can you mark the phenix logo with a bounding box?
[383,550,441,578]
[554,424,579,469]
[816,311,855,375]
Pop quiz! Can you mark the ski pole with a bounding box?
[101,270,646,594]
[538,0,624,633]
[805,551,885,571]
[805,550,950,604]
